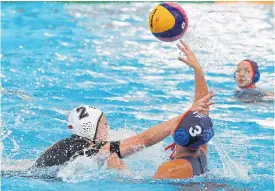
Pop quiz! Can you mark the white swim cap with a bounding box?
[67,105,103,141]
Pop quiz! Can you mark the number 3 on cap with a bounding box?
[189,125,202,137]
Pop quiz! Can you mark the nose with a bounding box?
[238,70,245,76]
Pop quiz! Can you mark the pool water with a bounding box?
[1,2,274,191]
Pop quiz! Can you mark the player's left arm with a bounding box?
[264,90,274,97]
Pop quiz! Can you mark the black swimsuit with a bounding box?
[35,135,107,167]
[235,88,266,102]
[175,151,207,176]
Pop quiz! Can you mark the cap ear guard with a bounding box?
[174,128,190,146]
[173,111,214,149]
[243,59,260,84]
[253,70,260,83]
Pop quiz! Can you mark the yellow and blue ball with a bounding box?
[149,2,188,42]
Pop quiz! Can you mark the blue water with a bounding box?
[1,2,274,191]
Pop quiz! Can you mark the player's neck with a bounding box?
[174,145,200,158]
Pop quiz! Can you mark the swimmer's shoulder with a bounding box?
[45,135,91,153]
[254,87,274,99]
[36,137,75,162]
[234,87,270,102]
[43,137,75,151]
[35,136,91,167]
[153,159,193,179]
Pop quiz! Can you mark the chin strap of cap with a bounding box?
[165,142,177,159]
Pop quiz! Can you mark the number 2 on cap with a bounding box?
[189,125,202,137]
[76,106,89,120]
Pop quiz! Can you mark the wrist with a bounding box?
[191,61,201,70]
[193,65,203,72]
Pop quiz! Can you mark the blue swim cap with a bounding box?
[243,59,260,83]
[174,111,214,150]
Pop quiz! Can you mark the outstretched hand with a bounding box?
[170,91,214,136]
[177,40,201,70]
[190,91,215,115]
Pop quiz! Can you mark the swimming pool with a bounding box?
[1,2,274,191]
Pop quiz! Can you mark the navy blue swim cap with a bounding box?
[174,111,214,149]
[243,59,260,83]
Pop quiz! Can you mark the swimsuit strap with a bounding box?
[175,151,207,176]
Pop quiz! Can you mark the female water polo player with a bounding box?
[234,59,274,102]
[107,41,215,179]
[152,41,214,179]
[34,41,214,176]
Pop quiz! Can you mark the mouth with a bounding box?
[238,79,246,84]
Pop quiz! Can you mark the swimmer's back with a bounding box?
[153,150,207,179]
[35,135,90,167]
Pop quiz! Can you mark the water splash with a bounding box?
[212,137,251,181]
